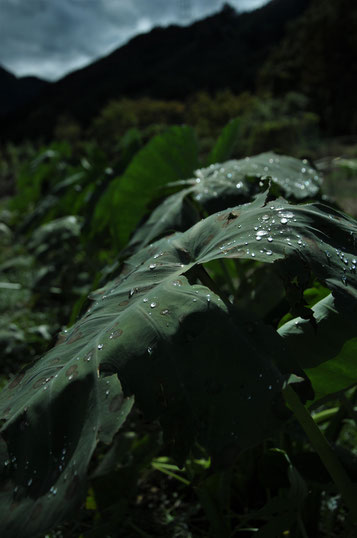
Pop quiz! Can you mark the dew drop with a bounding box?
[147,347,153,356]
[280,218,288,224]
[149,264,156,270]
[150,302,157,309]
[266,250,273,256]
[280,211,294,219]
[97,344,103,350]
[256,230,268,237]
[268,385,272,390]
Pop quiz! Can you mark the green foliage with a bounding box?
[206,118,242,165]
[92,125,199,248]
[1,123,357,537]
[126,151,322,254]
[259,0,357,135]
[91,98,185,143]
[88,90,320,160]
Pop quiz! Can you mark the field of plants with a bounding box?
[1,97,357,537]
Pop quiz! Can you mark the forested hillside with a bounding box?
[1,1,357,536]
[1,0,309,140]
[259,0,357,134]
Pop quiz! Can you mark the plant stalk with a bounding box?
[283,384,357,521]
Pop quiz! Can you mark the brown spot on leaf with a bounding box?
[216,213,228,221]
[66,365,79,379]
[201,233,215,246]
[55,333,67,346]
[67,331,83,344]
[33,377,52,389]
[222,211,240,227]
[109,329,123,340]
[9,373,25,389]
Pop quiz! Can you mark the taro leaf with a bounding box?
[27,216,81,258]
[192,153,322,212]
[278,294,357,401]
[2,190,357,536]
[207,118,241,165]
[20,172,85,232]
[124,188,199,255]
[127,153,322,253]
[253,451,307,537]
[0,355,133,537]
[92,125,199,248]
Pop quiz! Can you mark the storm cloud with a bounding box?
[0,0,269,80]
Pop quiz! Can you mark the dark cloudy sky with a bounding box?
[0,0,270,81]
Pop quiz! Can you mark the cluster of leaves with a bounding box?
[0,122,357,537]
[259,0,357,135]
[88,90,319,159]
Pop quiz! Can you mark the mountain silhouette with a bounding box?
[1,0,310,141]
[0,66,48,118]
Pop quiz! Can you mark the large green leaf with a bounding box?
[207,118,241,165]
[278,294,357,401]
[1,187,357,536]
[127,152,323,253]
[93,125,199,248]
[192,152,322,209]
[124,188,199,255]
[0,352,133,537]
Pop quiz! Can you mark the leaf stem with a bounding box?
[151,462,190,485]
[196,265,231,307]
[218,259,236,295]
[283,385,357,521]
